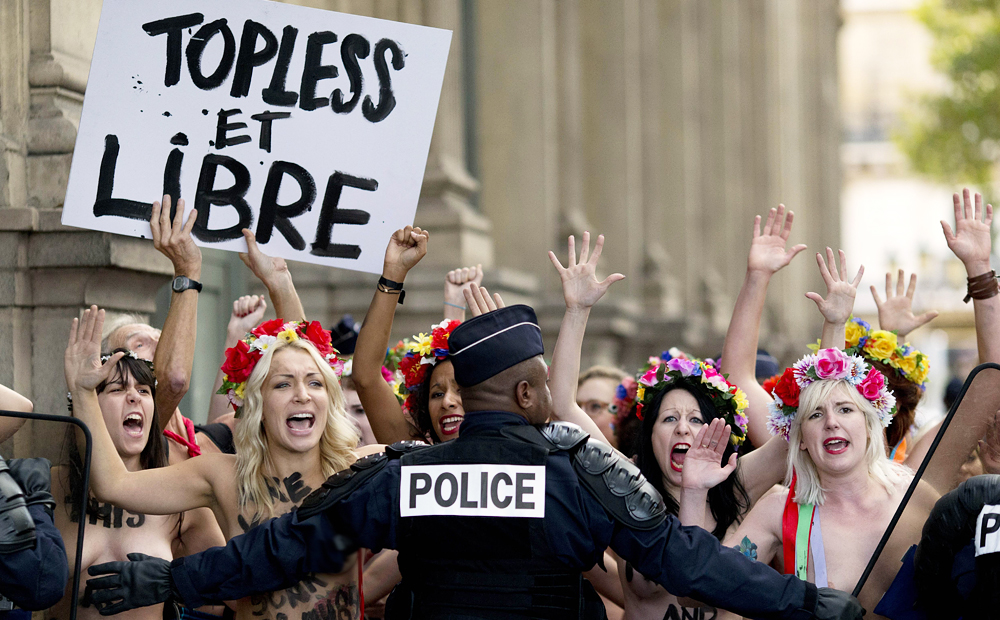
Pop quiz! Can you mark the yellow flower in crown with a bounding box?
[864,330,898,361]
[845,321,867,349]
[910,354,930,386]
[234,382,246,400]
[636,385,645,402]
[408,333,433,357]
[895,351,917,376]
[734,389,750,413]
[277,328,300,343]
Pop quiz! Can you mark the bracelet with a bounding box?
[377,276,405,304]
[964,269,1000,303]
[444,301,466,310]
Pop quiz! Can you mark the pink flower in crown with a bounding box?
[815,348,850,380]
[666,357,698,377]
[639,367,660,387]
[702,365,721,379]
[858,366,886,400]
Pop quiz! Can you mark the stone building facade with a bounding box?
[0,0,841,459]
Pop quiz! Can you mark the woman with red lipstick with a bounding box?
[718,190,1000,615]
[66,307,382,620]
[352,227,481,445]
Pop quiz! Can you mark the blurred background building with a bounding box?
[2,0,879,460]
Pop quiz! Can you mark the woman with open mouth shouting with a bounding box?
[545,213,816,620]
[65,306,382,620]
[53,347,225,620]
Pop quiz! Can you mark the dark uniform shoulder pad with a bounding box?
[499,421,590,453]
[539,422,590,452]
[386,440,430,459]
[0,458,35,554]
[572,439,666,531]
[297,452,389,520]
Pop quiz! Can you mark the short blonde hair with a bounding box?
[235,338,359,519]
[786,380,908,506]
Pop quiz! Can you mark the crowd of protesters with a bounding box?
[1,189,1000,620]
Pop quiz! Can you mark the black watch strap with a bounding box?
[172,276,203,293]
[377,276,405,304]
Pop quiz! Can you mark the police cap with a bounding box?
[448,305,544,387]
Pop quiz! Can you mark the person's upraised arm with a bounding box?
[721,206,806,447]
[354,227,429,444]
[239,229,305,322]
[66,306,219,516]
[547,233,624,444]
[944,188,999,364]
[871,270,938,338]
[443,265,483,322]
[806,248,863,350]
[151,196,202,431]
[207,295,267,423]
[0,384,33,444]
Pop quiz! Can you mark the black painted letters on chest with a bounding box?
[69,496,146,529]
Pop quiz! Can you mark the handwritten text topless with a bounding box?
[63,0,451,274]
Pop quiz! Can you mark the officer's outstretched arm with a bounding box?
[86,453,396,613]
[569,439,861,619]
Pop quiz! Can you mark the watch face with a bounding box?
[172,277,188,292]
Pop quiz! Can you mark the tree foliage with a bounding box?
[897,0,1000,184]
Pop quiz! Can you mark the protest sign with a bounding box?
[62,0,451,274]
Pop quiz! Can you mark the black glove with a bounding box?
[814,588,864,620]
[87,553,177,615]
[7,459,55,517]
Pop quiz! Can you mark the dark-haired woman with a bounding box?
[50,349,222,620]
[547,226,799,619]
[352,227,475,444]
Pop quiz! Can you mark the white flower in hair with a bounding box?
[251,335,277,352]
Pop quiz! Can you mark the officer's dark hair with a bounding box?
[63,349,168,518]
[636,382,750,540]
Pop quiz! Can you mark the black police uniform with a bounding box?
[0,456,69,612]
[98,414,832,619]
[88,305,859,619]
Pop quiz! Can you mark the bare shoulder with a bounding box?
[753,484,790,516]
[354,443,387,458]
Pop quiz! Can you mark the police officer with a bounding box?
[0,454,68,614]
[87,305,862,619]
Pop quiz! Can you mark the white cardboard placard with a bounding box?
[63,0,451,274]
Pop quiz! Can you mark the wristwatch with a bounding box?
[171,276,203,293]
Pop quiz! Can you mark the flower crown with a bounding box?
[808,317,929,389]
[217,319,344,417]
[390,319,461,415]
[632,349,749,446]
[766,347,897,441]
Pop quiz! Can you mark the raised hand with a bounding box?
[464,284,506,317]
[942,188,994,275]
[382,226,429,281]
[65,306,124,392]
[548,232,625,312]
[805,248,864,326]
[681,418,737,490]
[151,196,201,279]
[747,205,807,275]
[239,229,292,291]
[979,410,1000,475]
[444,265,483,307]
[226,295,267,340]
[871,270,938,337]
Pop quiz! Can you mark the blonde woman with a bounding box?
[65,306,381,620]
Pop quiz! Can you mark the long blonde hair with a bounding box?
[235,338,359,519]
[786,380,909,506]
